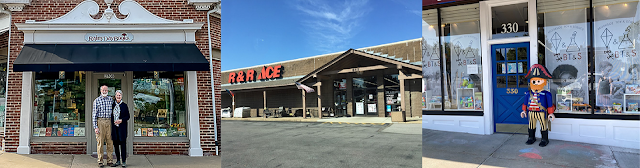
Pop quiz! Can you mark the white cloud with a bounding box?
[293,0,370,53]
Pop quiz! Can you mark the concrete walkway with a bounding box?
[0,152,220,168]
[222,116,422,124]
[422,129,640,168]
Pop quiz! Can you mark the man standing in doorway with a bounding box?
[93,85,114,167]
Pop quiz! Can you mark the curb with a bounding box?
[320,122,390,125]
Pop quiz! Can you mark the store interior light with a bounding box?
[625,3,628,7]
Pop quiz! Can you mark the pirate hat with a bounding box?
[525,64,553,79]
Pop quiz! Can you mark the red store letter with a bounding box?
[237,71,245,82]
[246,69,255,81]
[272,65,282,78]
[229,72,236,83]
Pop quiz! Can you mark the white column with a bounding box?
[479,1,494,135]
[17,72,32,154]
[186,71,203,156]
[528,0,538,65]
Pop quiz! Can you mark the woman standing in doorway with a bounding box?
[111,90,130,167]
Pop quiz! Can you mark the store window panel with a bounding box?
[538,0,591,114]
[422,9,443,111]
[33,71,86,137]
[132,71,187,137]
[440,4,484,111]
[593,1,640,115]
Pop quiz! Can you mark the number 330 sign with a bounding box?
[500,22,519,34]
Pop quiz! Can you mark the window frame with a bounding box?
[131,71,190,142]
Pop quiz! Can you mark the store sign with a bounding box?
[228,65,283,83]
[85,33,134,42]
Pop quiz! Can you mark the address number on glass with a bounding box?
[104,74,115,79]
[506,88,519,94]
[500,22,519,34]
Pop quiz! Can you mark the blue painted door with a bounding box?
[492,42,530,126]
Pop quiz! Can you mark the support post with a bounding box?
[232,95,236,112]
[398,67,407,122]
[317,76,322,119]
[263,90,267,117]
[302,90,307,118]
[17,72,33,154]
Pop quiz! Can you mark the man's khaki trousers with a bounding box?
[97,118,114,164]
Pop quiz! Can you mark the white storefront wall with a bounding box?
[422,0,640,150]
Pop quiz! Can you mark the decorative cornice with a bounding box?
[188,0,219,11]
[4,3,25,11]
[0,0,30,12]
[210,2,221,18]
[28,0,190,24]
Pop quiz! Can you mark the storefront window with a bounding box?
[33,71,86,137]
[593,1,640,115]
[492,2,529,39]
[384,74,401,114]
[132,72,187,137]
[441,4,484,111]
[352,76,377,89]
[333,79,346,90]
[538,0,590,114]
[422,9,442,111]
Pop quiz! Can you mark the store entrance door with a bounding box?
[88,72,132,155]
[353,88,378,117]
[491,43,530,133]
[334,90,347,117]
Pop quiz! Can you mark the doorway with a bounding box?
[491,42,530,134]
[334,90,347,117]
[87,72,132,155]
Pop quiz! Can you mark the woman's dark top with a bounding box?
[111,101,130,142]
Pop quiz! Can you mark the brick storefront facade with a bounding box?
[1,0,220,156]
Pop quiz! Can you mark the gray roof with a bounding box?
[359,49,422,66]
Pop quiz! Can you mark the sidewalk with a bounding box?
[422,129,640,168]
[0,152,220,168]
[222,116,422,124]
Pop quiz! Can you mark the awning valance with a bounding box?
[13,44,211,72]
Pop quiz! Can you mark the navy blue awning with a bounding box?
[13,44,211,72]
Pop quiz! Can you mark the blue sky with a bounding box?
[222,0,421,71]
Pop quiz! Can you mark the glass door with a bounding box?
[334,90,347,117]
[88,73,131,155]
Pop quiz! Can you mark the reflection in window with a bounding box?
[352,76,377,89]
[593,1,640,115]
[133,72,187,137]
[441,4,484,111]
[384,75,401,114]
[33,71,86,137]
[538,0,590,114]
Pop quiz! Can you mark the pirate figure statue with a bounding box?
[520,64,556,147]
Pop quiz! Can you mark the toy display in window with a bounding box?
[520,64,556,147]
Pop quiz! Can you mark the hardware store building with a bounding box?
[222,39,423,119]
[422,0,640,149]
[0,0,221,156]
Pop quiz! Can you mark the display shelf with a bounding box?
[623,94,640,113]
[556,94,573,113]
[457,88,475,110]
